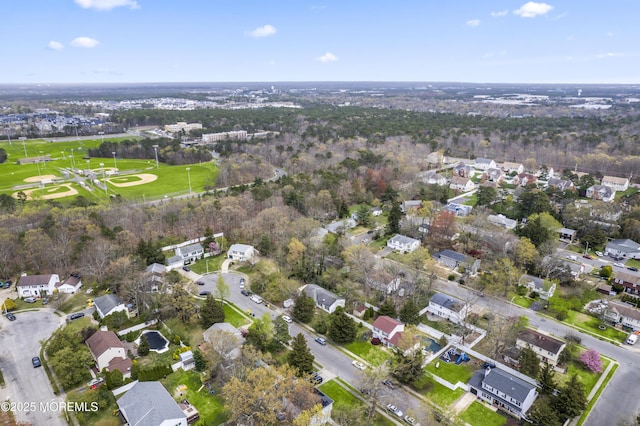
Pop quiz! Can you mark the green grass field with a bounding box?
[0,137,218,201]
[459,401,507,426]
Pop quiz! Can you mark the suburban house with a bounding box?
[420,171,447,186]
[301,284,346,314]
[513,173,537,187]
[371,315,405,347]
[535,166,554,180]
[468,367,538,419]
[601,175,630,192]
[483,167,505,183]
[474,158,497,171]
[203,322,245,360]
[86,330,132,377]
[325,218,356,234]
[55,274,82,294]
[116,381,188,426]
[586,185,616,202]
[433,250,481,274]
[424,293,470,324]
[175,243,204,264]
[453,162,475,178]
[94,294,128,319]
[603,301,640,332]
[516,329,566,366]
[370,207,383,216]
[502,162,524,175]
[281,389,334,424]
[488,214,517,230]
[605,239,640,259]
[16,274,60,298]
[612,271,640,295]
[365,270,400,295]
[144,263,166,293]
[547,178,575,192]
[519,275,556,300]
[445,202,473,217]
[401,200,422,214]
[227,244,256,262]
[450,175,475,192]
[558,227,577,242]
[386,234,421,254]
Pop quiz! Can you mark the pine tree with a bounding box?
[201,295,225,328]
[399,299,420,325]
[378,299,396,318]
[527,397,562,426]
[287,333,315,376]
[386,201,403,235]
[553,374,587,421]
[137,335,150,356]
[518,346,540,377]
[292,294,315,323]
[328,308,357,344]
[537,363,556,396]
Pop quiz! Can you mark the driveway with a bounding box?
[0,310,67,426]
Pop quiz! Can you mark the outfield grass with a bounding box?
[459,401,507,426]
[342,341,391,366]
[161,370,228,425]
[564,310,627,342]
[425,357,476,384]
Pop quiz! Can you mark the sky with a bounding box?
[1,0,639,85]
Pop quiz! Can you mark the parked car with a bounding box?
[614,262,625,268]
[32,356,42,368]
[199,290,211,296]
[382,380,397,390]
[68,312,85,320]
[309,372,323,385]
[281,315,293,323]
[403,415,419,425]
[87,377,105,389]
[250,295,263,304]
[386,404,403,418]
[315,337,327,345]
[42,297,49,305]
[196,280,205,286]
[24,297,37,303]
[240,289,250,296]
[595,251,604,257]
[628,267,639,272]
[240,278,246,288]
[5,313,16,321]
[583,254,593,260]
[566,255,577,261]
[352,360,367,371]
[182,266,190,272]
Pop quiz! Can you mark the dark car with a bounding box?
[32,357,42,368]
[382,380,397,390]
[628,267,639,272]
[182,266,190,272]
[199,290,211,296]
[196,280,205,286]
[583,254,593,260]
[240,289,250,296]
[309,372,323,385]
[6,313,16,321]
[69,312,85,321]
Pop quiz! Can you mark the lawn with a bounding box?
[512,295,533,308]
[223,303,252,328]
[163,318,205,347]
[560,357,610,395]
[318,380,394,426]
[57,291,93,314]
[161,370,228,426]
[343,341,391,366]
[425,356,476,385]
[564,310,628,342]
[422,381,465,409]
[187,254,226,274]
[459,401,507,426]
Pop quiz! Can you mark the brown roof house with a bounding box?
[613,271,640,295]
[372,316,405,348]
[55,274,82,294]
[86,330,132,377]
[516,329,566,366]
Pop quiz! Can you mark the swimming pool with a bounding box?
[422,337,442,353]
[141,330,170,353]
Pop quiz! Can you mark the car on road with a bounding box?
[199,290,211,296]
[315,337,327,345]
[24,297,37,303]
[352,360,367,370]
[595,251,604,257]
[386,404,403,418]
[629,267,640,272]
[32,356,42,368]
[614,262,625,268]
[196,280,205,286]
[240,289,250,296]
[5,313,16,321]
[382,380,397,390]
[281,315,293,323]
[182,266,190,272]
[240,278,246,288]
[403,415,419,425]
[583,254,593,260]
[250,295,263,304]
[68,312,85,321]
[566,255,577,261]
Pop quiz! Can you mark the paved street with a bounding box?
[0,310,67,426]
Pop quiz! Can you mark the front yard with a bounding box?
[161,370,228,425]
[563,310,628,342]
[317,380,394,426]
[459,401,507,426]
[342,341,391,366]
[422,381,465,409]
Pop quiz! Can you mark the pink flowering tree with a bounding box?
[579,348,603,373]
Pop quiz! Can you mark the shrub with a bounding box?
[447,274,456,281]
[313,318,328,335]
[125,331,138,342]
[137,335,150,356]
[517,285,528,296]
[555,310,568,321]
[530,292,540,299]
[564,333,582,344]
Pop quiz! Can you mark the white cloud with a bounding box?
[247,25,277,38]
[74,0,139,10]
[48,41,64,50]
[466,19,480,27]
[607,32,614,37]
[597,52,622,59]
[491,9,508,17]
[70,37,100,48]
[316,52,338,63]
[514,2,553,18]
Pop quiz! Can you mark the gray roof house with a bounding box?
[433,250,480,274]
[474,158,497,170]
[424,293,470,324]
[203,322,245,360]
[586,184,616,202]
[175,243,204,262]
[519,274,556,300]
[116,381,187,426]
[387,234,421,253]
[603,301,640,332]
[325,218,356,234]
[468,367,538,419]
[445,202,473,217]
[227,244,256,262]
[94,294,128,319]
[605,239,640,259]
[488,214,517,230]
[301,284,345,314]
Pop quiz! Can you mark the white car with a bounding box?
[352,360,367,370]
[281,315,292,323]
[386,404,403,418]
[250,295,262,304]
[595,251,604,257]
[566,255,577,261]
[614,262,625,268]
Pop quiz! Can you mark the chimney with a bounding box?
[484,367,492,377]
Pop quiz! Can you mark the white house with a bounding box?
[55,274,82,294]
[86,330,132,377]
[16,274,59,298]
[487,214,517,230]
[468,367,538,419]
[372,315,405,347]
[94,294,128,319]
[602,176,629,192]
[370,207,383,216]
[474,158,497,171]
[516,329,566,366]
[175,243,204,263]
[605,239,640,259]
[453,162,475,178]
[424,293,470,324]
[386,234,420,253]
[586,185,616,202]
[227,244,256,262]
[117,381,187,426]
[325,218,356,234]
[450,175,475,192]
[502,162,524,175]
[301,284,345,314]
[420,171,447,186]
[519,275,556,300]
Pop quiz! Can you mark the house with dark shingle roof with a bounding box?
[372,315,405,347]
[94,294,128,319]
[468,367,538,419]
[516,329,566,366]
[17,274,59,298]
[424,293,470,323]
[606,239,640,259]
[613,271,640,295]
[603,301,640,332]
[433,250,480,274]
[116,381,187,426]
[519,274,556,300]
[175,243,204,263]
[301,284,345,314]
[55,274,82,294]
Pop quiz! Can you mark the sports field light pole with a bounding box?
[112,151,117,169]
[153,145,159,169]
[98,131,104,143]
[69,148,75,169]
[100,163,107,195]
[186,167,192,195]
[39,151,45,169]
[19,137,27,158]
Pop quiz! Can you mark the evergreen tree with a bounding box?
[292,294,315,323]
[328,308,357,344]
[518,346,540,377]
[391,350,425,385]
[399,299,420,325]
[553,374,587,421]
[527,398,562,426]
[193,349,207,372]
[378,299,396,318]
[201,295,225,328]
[356,204,373,227]
[137,335,150,356]
[287,333,315,376]
[538,363,556,396]
[386,201,403,235]
[105,369,123,390]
